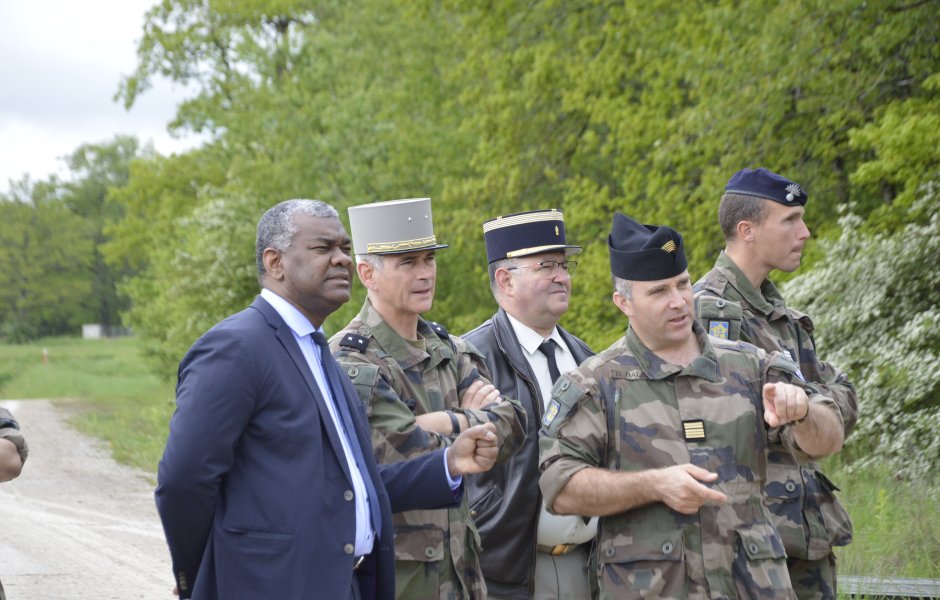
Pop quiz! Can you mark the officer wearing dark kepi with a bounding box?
[539,212,846,599]
[694,168,856,599]
[464,209,596,599]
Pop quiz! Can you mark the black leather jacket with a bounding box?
[462,308,593,599]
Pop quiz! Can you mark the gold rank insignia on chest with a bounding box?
[708,320,730,339]
[682,419,706,441]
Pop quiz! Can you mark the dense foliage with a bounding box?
[0,137,147,341]
[786,185,940,480]
[1,0,938,474]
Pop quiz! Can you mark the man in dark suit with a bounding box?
[155,199,500,600]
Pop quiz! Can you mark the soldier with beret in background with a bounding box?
[463,209,597,599]
[1,406,28,600]
[538,213,846,599]
[694,168,856,599]
[330,198,526,600]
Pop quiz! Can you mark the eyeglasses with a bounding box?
[506,260,577,277]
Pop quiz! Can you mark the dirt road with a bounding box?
[0,399,174,600]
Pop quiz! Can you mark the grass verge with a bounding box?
[0,336,175,472]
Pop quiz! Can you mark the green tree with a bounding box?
[61,136,154,329]
[785,184,940,480]
[112,0,473,374]
[442,0,940,347]
[0,179,95,341]
[102,148,228,375]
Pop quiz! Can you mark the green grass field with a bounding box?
[0,336,175,471]
[1,336,938,582]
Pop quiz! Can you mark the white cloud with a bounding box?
[0,0,203,191]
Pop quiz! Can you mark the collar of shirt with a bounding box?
[357,297,452,370]
[715,252,780,316]
[505,312,567,358]
[260,288,318,338]
[625,321,720,382]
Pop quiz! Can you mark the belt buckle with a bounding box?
[552,543,576,556]
[352,555,366,570]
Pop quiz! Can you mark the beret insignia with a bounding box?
[785,183,803,203]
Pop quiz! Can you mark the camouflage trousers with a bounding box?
[788,554,837,600]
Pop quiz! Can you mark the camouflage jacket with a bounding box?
[0,407,28,464]
[538,322,836,599]
[694,252,854,559]
[330,299,526,600]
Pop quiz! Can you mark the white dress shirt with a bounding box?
[260,289,376,556]
[505,313,598,546]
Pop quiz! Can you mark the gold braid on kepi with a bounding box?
[348,198,449,256]
[482,209,581,263]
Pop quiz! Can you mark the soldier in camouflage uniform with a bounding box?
[1,406,28,600]
[330,198,527,600]
[693,168,856,599]
[538,213,847,600]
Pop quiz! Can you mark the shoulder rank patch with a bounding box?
[542,399,561,428]
[339,333,369,353]
[708,320,730,339]
[769,351,805,382]
[682,419,706,441]
[428,320,449,340]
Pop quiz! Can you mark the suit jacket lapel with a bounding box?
[251,297,353,482]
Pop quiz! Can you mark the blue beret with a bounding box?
[608,213,687,281]
[482,209,580,263]
[724,167,807,206]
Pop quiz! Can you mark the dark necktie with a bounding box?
[538,339,561,383]
[311,331,382,533]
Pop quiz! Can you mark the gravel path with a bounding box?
[0,399,173,599]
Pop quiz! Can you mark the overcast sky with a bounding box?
[0,1,201,193]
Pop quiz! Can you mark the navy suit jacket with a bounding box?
[156,297,459,599]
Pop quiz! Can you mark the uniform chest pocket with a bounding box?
[598,529,684,597]
[392,524,445,562]
[468,484,503,523]
[733,522,790,593]
[696,296,744,341]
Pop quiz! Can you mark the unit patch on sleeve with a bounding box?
[708,320,730,339]
[542,400,561,428]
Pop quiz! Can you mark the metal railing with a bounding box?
[840,576,940,599]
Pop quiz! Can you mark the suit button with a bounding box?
[661,542,674,554]
[347,367,359,377]
[715,299,726,308]
[344,543,355,555]
[424,547,435,558]
[784,481,797,493]
[344,490,354,501]
[470,509,478,518]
